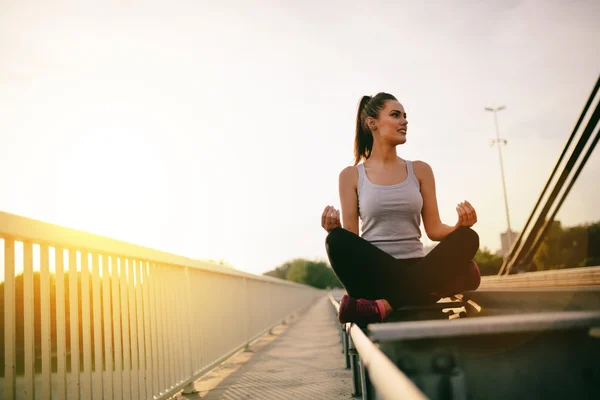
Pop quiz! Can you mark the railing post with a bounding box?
[23,242,35,399]
[342,324,350,369]
[348,330,362,397]
[267,283,274,335]
[359,357,373,400]
[3,239,16,400]
[281,285,287,326]
[269,283,274,333]
[182,266,198,395]
[244,278,252,351]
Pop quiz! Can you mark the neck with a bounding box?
[367,142,399,165]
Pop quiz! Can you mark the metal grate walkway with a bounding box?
[180,295,352,399]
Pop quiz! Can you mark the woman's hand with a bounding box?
[321,205,342,232]
[455,200,477,229]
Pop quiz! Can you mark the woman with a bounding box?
[321,92,481,326]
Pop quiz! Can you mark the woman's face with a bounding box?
[371,100,408,145]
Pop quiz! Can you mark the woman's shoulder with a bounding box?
[338,164,360,186]
[411,160,434,182]
[411,160,433,173]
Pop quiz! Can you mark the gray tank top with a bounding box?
[357,160,425,259]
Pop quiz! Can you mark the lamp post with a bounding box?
[485,105,513,253]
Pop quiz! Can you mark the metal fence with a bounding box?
[1,211,321,400]
[330,266,600,400]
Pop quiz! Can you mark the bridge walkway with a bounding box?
[180,295,353,399]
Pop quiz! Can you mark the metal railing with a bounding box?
[329,265,600,399]
[328,293,427,400]
[500,74,600,275]
[1,210,321,400]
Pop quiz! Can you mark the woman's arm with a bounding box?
[338,166,360,235]
[414,161,477,241]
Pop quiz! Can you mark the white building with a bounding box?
[499,230,519,257]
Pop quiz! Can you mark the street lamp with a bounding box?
[485,105,514,254]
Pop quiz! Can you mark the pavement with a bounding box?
[179,295,353,400]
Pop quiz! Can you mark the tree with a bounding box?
[586,222,600,266]
[304,260,343,289]
[473,247,504,276]
[532,220,565,271]
[559,224,588,269]
[263,261,292,280]
[264,258,343,289]
[286,258,308,284]
[529,220,600,271]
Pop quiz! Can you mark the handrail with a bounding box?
[1,210,321,400]
[0,210,303,286]
[349,324,428,400]
[328,294,427,400]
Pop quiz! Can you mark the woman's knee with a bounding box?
[326,227,362,260]
[325,227,348,253]
[454,226,480,254]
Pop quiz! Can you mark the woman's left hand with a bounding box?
[321,205,342,232]
[455,200,477,228]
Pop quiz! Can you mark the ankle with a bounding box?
[382,299,393,314]
[375,299,392,320]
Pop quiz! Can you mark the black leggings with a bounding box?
[325,226,479,309]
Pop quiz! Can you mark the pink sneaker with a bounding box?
[338,294,383,325]
[433,261,481,298]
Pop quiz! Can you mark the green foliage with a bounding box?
[531,220,600,271]
[264,258,343,289]
[0,270,95,375]
[473,247,504,276]
[303,261,342,289]
[263,261,292,279]
[285,259,308,284]
[471,220,600,274]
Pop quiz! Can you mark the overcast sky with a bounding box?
[1,0,599,276]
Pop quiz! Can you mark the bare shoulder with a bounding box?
[339,165,359,187]
[412,160,432,172]
[412,160,434,182]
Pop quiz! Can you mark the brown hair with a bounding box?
[354,92,397,165]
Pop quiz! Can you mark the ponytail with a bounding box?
[353,92,397,165]
[354,96,373,165]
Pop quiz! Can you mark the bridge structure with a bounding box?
[0,210,324,399]
[1,75,599,399]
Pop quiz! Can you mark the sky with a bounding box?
[1,0,599,276]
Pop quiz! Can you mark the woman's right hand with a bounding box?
[321,205,341,232]
[454,200,478,229]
